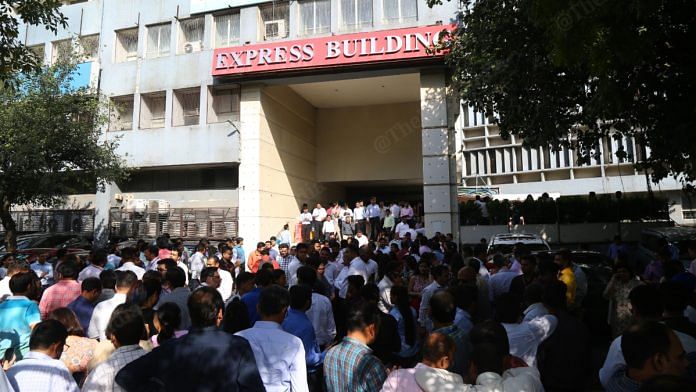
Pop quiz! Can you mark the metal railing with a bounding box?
[0,210,94,234]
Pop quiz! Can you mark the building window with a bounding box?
[173,88,200,126]
[214,13,240,48]
[119,166,239,192]
[299,0,330,36]
[383,0,416,24]
[115,28,138,62]
[260,2,289,40]
[52,39,73,64]
[339,0,372,31]
[78,34,99,61]
[109,95,134,131]
[29,44,45,64]
[208,86,240,123]
[146,23,171,58]
[140,92,166,129]
[179,17,204,54]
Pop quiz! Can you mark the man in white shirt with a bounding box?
[419,265,451,332]
[205,256,233,302]
[115,248,145,280]
[87,270,137,340]
[353,201,366,236]
[355,231,369,248]
[235,286,308,392]
[377,267,401,313]
[30,253,53,287]
[390,202,401,220]
[358,246,378,283]
[495,293,557,368]
[488,255,518,301]
[189,243,207,285]
[6,320,79,392]
[170,248,189,286]
[296,265,336,348]
[287,243,309,287]
[394,217,410,239]
[78,249,109,283]
[278,224,292,245]
[311,203,327,241]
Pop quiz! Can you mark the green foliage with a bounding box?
[460,194,669,225]
[0,61,128,250]
[0,1,67,83]
[435,0,696,183]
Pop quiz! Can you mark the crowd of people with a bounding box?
[0,197,695,391]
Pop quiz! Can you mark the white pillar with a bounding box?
[420,70,459,239]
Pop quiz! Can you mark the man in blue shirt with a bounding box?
[0,272,42,360]
[241,269,273,324]
[67,277,102,332]
[282,285,325,390]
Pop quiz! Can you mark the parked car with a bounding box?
[532,250,613,338]
[0,233,92,253]
[631,226,696,273]
[487,233,551,255]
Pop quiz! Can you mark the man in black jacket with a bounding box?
[115,286,265,391]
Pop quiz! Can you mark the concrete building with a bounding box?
[458,106,694,225]
[19,0,462,243]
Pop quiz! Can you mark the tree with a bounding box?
[0,61,128,252]
[432,0,696,183]
[0,1,67,83]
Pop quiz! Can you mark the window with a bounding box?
[383,0,416,24]
[146,23,171,58]
[140,92,166,129]
[260,2,290,40]
[208,86,240,123]
[29,44,45,64]
[115,28,138,62]
[52,39,73,64]
[214,13,240,48]
[299,0,330,36]
[109,96,134,131]
[340,0,372,30]
[77,34,99,61]
[179,17,204,54]
[173,88,200,126]
[119,166,239,192]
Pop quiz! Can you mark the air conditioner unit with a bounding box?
[183,41,203,53]
[264,20,287,39]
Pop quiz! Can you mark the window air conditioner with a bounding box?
[264,20,287,39]
[183,41,203,53]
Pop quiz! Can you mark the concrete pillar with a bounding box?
[237,85,264,248]
[420,70,459,239]
[93,182,119,246]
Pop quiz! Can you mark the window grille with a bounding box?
[340,0,372,31]
[383,0,417,24]
[260,2,290,40]
[78,34,99,61]
[146,23,171,58]
[52,39,73,64]
[29,45,45,64]
[208,87,240,123]
[140,93,166,129]
[110,96,134,131]
[116,28,138,62]
[179,18,204,54]
[174,89,201,126]
[214,13,240,48]
[299,0,331,36]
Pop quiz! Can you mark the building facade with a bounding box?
[20,0,462,242]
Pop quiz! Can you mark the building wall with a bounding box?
[315,101,423,183]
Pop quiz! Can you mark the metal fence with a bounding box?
[0,210,94,234]
[109,207,239,240]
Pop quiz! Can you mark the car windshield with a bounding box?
[490,243,549,254]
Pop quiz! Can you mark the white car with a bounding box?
[487,233,551,255]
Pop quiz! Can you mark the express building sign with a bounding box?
[212,24,451,76]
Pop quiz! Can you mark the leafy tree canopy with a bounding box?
[0,61,128,251]
[0,0,67,83]
[431,0,696,183]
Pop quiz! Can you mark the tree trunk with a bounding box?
[0,196,17,253]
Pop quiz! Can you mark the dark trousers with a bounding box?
[368,217,381,240]
[312,221,323,240]
[308,369,325,392]
[301,224,311,243]
[355,219,367,236]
